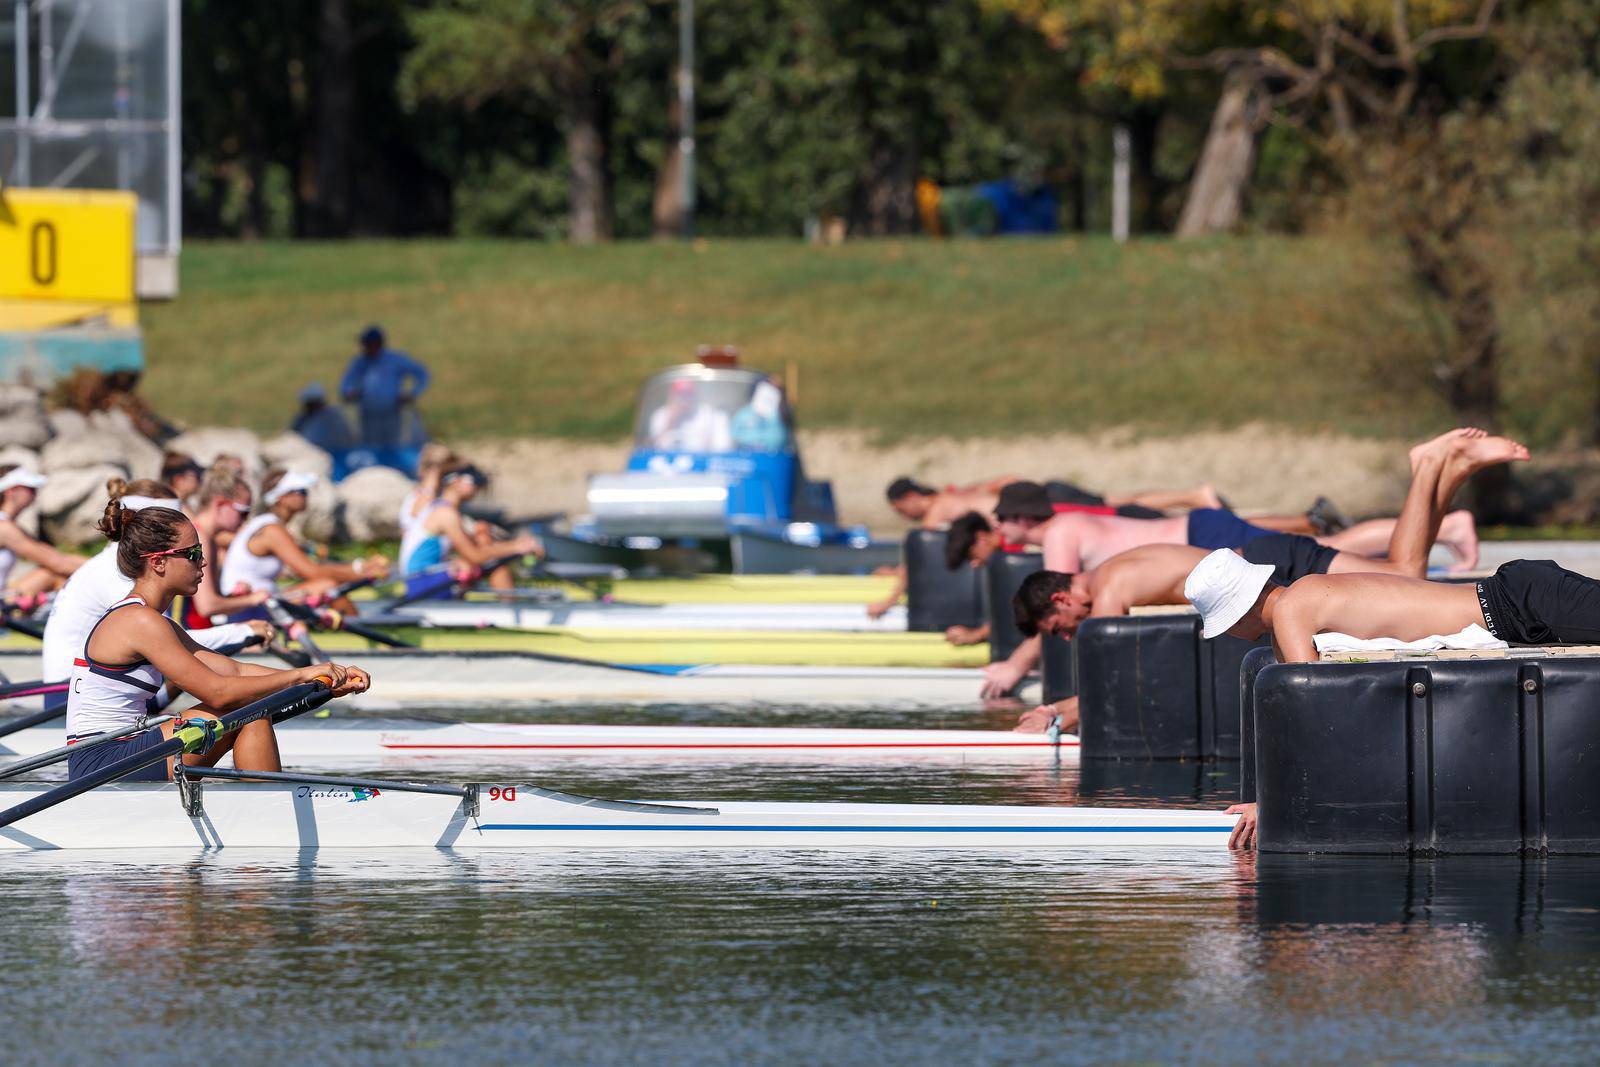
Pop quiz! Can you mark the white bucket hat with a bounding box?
[264,470,318,505]
[0,468,47,495]
[1184,548,1277,639]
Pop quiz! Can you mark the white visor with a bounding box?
[0,468,47,495]
[1184,548,1278,640]
[264,470,318,505]
[119,494,183,512]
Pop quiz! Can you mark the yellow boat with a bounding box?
[310,626,986,669]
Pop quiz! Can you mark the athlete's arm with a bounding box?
[867,565,906,619]
[431,506,538,565]
[0,520,83,578]
[251,523,372,584]
[113,608,335,711]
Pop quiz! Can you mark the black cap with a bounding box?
[994,481,1054,521]
[886,477,934,502]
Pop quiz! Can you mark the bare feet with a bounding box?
[1439,509,1482,572]
[1198,483,1225,510]
[1409,426,1485,473]
[1444,430,1531,472]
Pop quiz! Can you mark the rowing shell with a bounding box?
[0,781,1235,851]
[386,600,910,633]
[0,651,1018,709]
[0,720,1075,763]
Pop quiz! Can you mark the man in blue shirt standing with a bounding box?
[339,325,430,449]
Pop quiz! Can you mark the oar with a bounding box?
[0,714,176,781]
[269,597,417,650]
[387,553,522,612]
[1,613,43,641]
[0,682,74,740]
[0,678,334,830]
[265,598,326,664]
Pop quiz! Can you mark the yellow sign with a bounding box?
[0,187,137,305]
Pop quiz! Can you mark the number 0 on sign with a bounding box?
[0,187,137,304]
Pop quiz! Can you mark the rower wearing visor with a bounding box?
[0,465,84,604]
[65,501,368,783]
[219,469,389,618]
[398,463,541,600]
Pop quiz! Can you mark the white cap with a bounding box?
[264,470,318,505]
[0,468,47,495]
[1184,548,1277,639]
[118,495,183,512]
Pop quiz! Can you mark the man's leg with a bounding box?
[1105,485,1224,512]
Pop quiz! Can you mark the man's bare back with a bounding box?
[1032,512,1190,572]
[1265,573,1486,663]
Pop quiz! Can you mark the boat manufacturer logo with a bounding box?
[295,785,382,802]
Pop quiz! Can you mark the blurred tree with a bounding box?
[401,0,659,242]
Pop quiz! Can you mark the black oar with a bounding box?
[1,612,43,641]
[0,679,335,830]
[0,682,73,740]
[269,597,417,650]
[265,598,326,664]
[387,553,522,612]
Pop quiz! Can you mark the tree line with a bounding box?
[183,0,1598,484]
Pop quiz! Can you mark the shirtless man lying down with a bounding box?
[1003,427,1527,727]
[1181,429,1533,849]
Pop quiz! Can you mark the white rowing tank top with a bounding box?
[66,595,166,738]
[220,513,283,594]
[0,510,14,590]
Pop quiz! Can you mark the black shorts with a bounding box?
[1240,533,1338,585]
[1043,480,1163,519]
[1475,559,1600,645]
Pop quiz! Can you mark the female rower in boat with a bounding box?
[219,469,389,614]
[65,502,369,783]
[43,478,276,712]
[400,463,541,599]
[179,464,274,627]
[0,465,85,603]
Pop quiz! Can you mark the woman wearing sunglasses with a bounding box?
[66,501,370,783]
[42,479,277,715]
[180,465,274,628]
[220,469,389,616]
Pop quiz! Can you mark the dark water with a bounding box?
[7,706,1600,1065]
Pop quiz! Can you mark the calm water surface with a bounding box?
[7,703,1600,1065]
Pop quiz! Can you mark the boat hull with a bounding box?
[0,650,1009,709]
[0,782,1235,852]
[0,720,1073,763]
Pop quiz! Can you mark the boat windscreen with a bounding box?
[634,370,792,454]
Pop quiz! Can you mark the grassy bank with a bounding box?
[141,236,1457,442]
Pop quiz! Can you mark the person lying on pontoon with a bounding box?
[999,428,1527,727]
[1181,429,1533,850]
[65,499,368,784]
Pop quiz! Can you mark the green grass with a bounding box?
[140,235,1460,442]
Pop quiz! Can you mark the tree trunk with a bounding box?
[852,137,918,236]
[564,75,611,243]
[652,68,685,239]
[305,0,354,237]
[1176,72,1265,238]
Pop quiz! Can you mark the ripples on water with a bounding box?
[6,704,1600,1064]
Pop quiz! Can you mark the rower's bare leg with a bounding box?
[1244,514,1318,535]
[1105,485,1225,512]
[161,707,282,777]
[1318,518,1400,559]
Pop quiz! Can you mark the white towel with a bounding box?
[1313,624,1507,655]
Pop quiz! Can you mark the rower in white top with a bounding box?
[0,466,84,604]
[65,500,369,783]
[42,478,273,705]
[219,469,388,619]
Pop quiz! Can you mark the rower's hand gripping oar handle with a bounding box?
[173,673,336,754]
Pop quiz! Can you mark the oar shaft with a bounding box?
[2,615,43,641]
[0,695,71,741]
[0,681,333,830]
